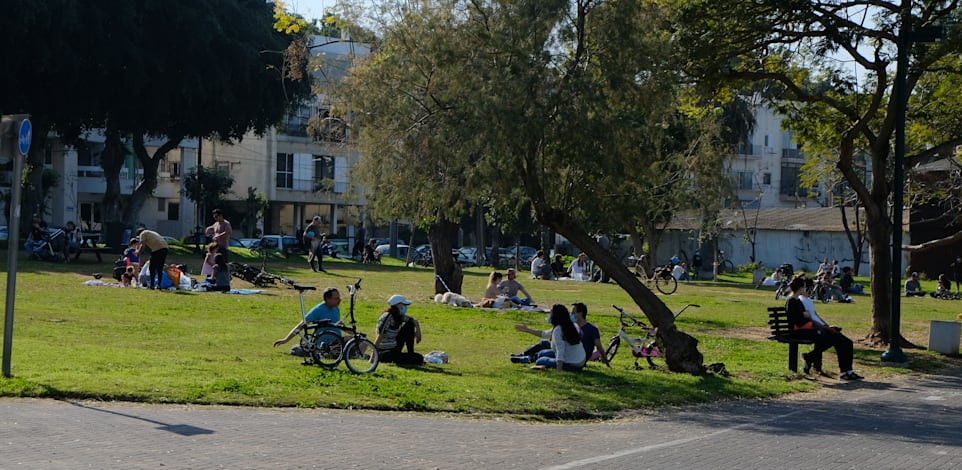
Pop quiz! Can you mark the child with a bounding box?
[121,266,135,287]
[210,253,231,292]
[201,243,218,280]
[123,237,141,272]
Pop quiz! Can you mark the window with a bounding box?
[215,161,231,177]
[762,172,771,185]
[737,171,753,190]
[167,202,179,221]
[314,155,335,191]
[276,153,294,189]
[157,198,166,212]
[780,162,808,197]
[80,202,102,232]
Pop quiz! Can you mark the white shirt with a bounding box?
[551,326,586,366]
[672,265,685,280]
[799,295,826,327]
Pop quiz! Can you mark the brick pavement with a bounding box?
[2,369,961,469]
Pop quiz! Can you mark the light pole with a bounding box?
[881,11,942,367]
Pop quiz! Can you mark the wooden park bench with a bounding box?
[767,306,816,372]
[72,245,115,262]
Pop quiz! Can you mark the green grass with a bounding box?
[1,246,959,419]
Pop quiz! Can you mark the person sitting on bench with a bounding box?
[786,276,862,381]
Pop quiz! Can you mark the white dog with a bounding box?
[435,291,474,308]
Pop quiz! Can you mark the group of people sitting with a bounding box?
[273,288,425,365]
[480,269,536,308]
[904,271,958,299]
[510,302,610,371]
[784,274,863,381]
[116,229,230,292]
[530,251,600,282]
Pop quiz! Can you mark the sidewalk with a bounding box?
[2,369,961,469]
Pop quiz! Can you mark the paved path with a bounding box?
[2,370,961,469]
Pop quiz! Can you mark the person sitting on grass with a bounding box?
[931,274,953,299]
[511,303,609,367]
[550,254,566,279]
[374,295,423,365]
[904,271,925,297]
[209,253,231,292]
[531,250,552,279]
[512,304,586,371]
[499,268,534,306]
[273,287,347,356]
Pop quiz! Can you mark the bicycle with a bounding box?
[291,279,380,374]
[604,303,699,368]
[631,260,678,295]
[716,250,735,274]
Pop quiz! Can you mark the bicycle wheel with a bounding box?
[604,336,620,364]
[343,337,379,374]
[775,285,789,300]
[655,275,678,295]
[721,260,736,274]
[311,331,344,368]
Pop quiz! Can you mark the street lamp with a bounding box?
[881,15,942,367]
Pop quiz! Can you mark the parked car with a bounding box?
[251,235,305,257]
[375,243,410,260]
[325,238,351,258]
[0,226,8,241]
[238,238,259,248]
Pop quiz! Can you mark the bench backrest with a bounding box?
[767,306,792,335]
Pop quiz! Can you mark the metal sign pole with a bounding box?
[3,115,30,377]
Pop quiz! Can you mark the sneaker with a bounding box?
[510,355,531,364]
[840,371,864,381]
[801,353,812,375]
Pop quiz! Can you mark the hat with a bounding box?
[912,272,919,277]
[387,294,412,306]
[312,216,321,221]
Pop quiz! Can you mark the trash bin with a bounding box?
[928,321,961,355]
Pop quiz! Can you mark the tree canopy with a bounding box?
[672,0,962,343]
[2,0,311,228]
[346,0,738,373]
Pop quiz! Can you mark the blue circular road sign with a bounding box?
[18,119,32,156]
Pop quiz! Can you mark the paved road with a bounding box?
[2,370,961,469]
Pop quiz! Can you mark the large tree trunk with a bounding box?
[20,119,49,231]
[552,217,704,374]
[430,217,462,295]
[122,134,182,225]
[100,127,126,224]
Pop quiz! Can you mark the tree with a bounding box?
[182,166,235,223]
[350,0,736,373]
[346,3,483,295]
[673,0,962,345]
[1,1,310,230]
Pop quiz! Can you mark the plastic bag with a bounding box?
[423,350,448,364]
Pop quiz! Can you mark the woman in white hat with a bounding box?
[374,295,423,364]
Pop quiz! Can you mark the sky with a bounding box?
[287,0,329,20]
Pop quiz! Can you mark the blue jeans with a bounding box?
[510,295,531,306]
[534,349,583,371]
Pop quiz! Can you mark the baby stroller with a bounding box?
[34,228,67,262]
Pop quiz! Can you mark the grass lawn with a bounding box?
[2,245,960,419]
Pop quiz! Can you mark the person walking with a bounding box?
[303,216,327,273]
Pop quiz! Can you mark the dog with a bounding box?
[435,292,474,308]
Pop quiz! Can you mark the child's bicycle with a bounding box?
[292,279,380,374]
[604,303,699,368]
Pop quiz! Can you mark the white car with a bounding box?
[375,243,410,259]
